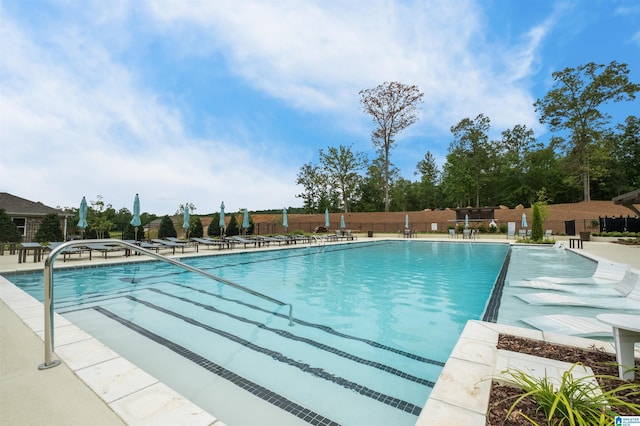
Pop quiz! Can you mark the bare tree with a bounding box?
[360,82,423,211]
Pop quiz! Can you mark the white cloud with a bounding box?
[0,5,299,214]
[144,0,542,134]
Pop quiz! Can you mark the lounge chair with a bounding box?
[84,242,123,259]
[518,229,526,238]
[151,239,187,254]
[516,285,640,310]
[520,314,612,337]
[166,237,189,244]
[509,271,640,296]
[47,242,89,262]
[230,235,260,248]
[523,261,630,285]
[254,235,284,245]
[448,228,457,239]
[544,229,553,240]
[462,229,474,239]
[345,229,356,240]
[191,237,231,250]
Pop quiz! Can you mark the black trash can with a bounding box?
[367,230,373,238]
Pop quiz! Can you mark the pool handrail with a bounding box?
[39,239,294,370]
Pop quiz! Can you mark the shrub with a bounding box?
[33,213,63,243]
[226,215,239,236]
[190,217,203,238]
[157,216,177,239]
[123,223,145,241]
[531,203,543,241]
[208,213,222,237]
[0,209,22,243]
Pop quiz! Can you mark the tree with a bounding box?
[226,215,239,236]
[415,151,440,209]
[295,163,328,213]
[34,213,63,243]
[318,145,368,212]
[87,195,113,239]
[447,114,492,207]
[495,125,537,206]
[534,61,640,202]
[360,81,424,211]
[157,216,177,239]
[208,213,221,237]
[0,209,22,243]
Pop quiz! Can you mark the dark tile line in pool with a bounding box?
[163,281,446,366]
[149,287,435,387]
[92,306,341,426]
[482,246,512,323]
[122,295,423,415]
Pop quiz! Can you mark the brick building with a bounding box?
[0,193,71,242]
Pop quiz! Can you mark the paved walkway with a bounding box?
[0,235,638,425]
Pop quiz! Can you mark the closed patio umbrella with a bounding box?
[282,208,288,232]
[324,208,330,229]
[219,202,225,236]
[77,196,88,238]
[183,203,190,237]
[465,214,469,229]
[405,214,409,229]
[521,213,528,228]
[130,194,142,241]
[340,214,346,229]
[242,209,249,234]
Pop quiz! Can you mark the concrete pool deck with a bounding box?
[1,235,639,425]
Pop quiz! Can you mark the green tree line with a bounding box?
[297,62,639,213]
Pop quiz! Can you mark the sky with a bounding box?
[1,0,639,216]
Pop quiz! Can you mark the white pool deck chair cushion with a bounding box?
[521,314,612,337]
[525,261,630,285]
[509,271,640,296]
[516,285,640,309]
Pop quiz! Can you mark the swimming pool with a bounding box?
[6,240,509,425]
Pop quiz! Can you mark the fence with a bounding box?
[253,219,599,236]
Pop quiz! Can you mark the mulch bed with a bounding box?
[486,334,640,425]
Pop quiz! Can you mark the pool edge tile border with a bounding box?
[0,276,224,426]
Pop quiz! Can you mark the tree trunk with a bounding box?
[384,145,390,212]
[583,156,591,202]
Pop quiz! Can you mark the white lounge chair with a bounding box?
[509,271,640,296]
[516,286,640,310]
[524,261,630,285]
[520,314,612,337]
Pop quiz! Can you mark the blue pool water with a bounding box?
[6,240,510,425]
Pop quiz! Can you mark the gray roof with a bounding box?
[0,192,70,217]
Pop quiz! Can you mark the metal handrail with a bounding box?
[39,239,294,370]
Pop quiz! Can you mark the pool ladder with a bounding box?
[39,239,294,370]
[309,235,326,245]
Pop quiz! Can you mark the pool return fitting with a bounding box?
[39,239,294,370]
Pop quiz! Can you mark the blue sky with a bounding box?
[1,0,639,215]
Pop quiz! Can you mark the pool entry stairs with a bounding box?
[41,241,444,425]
